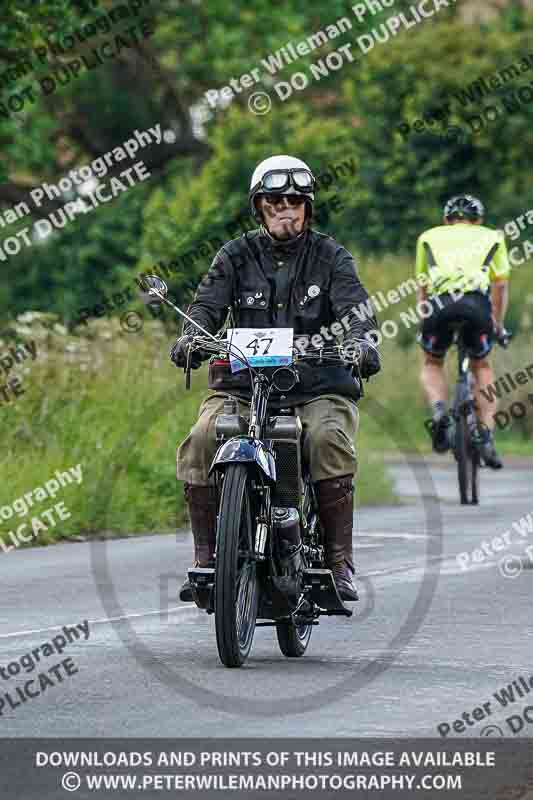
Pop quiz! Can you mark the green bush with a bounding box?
[1,183,152,324]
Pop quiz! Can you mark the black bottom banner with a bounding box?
[1,738,532,798]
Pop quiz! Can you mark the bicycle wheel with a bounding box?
[471,447,480,505]
[455,412,479,505]
[276,618,312,658]
[215,464,259,667]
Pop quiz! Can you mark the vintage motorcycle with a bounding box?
[139,274,363,668]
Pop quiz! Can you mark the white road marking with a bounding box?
[354,543,383,549]
[438,559,494,576]
[0,606,197,642]
[357,532,429,540]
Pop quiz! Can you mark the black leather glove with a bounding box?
[170,335,207,369]
[343,339,381,379]
[358,341,381,378]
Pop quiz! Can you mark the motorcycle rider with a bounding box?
[171,155,381,602]
[415,194,511,467]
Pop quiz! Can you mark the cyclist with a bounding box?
[170,155,381,602]
[415,194,510,468]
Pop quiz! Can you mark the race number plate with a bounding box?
[227,328,294,373]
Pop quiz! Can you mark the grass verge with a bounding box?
[0,314,396,549]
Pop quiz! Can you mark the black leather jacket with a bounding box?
[182,227,380,405]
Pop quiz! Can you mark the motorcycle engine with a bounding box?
[270,507,305,613]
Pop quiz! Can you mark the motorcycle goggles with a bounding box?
[258,168,315,194]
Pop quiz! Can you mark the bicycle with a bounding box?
[427,324,511,505]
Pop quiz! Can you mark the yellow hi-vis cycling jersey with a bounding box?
[415,223,511,295]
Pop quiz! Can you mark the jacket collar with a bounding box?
[259,224,309,257]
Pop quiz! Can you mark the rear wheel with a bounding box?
[470,432,480,505]
[456,411,480,505]
[276,619,312,657]
[215,465,259,667]
[275,521,313,658]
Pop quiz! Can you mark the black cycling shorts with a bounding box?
[418,290,494,360]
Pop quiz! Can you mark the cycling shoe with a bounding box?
[425,414,452,453]
[475,426,503,469]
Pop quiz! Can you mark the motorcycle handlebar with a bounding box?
[187,335,364,368]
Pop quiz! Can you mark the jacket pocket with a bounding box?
[236,288,271,326]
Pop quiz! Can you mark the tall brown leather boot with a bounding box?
[179,484,218,602]
[314,474,358,602]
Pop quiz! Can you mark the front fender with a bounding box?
[209,437,276,483]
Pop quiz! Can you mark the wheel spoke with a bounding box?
[236,562,257,648]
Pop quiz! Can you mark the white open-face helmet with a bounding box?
[249,154,316,222]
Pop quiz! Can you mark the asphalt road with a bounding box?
[1,455,532,739]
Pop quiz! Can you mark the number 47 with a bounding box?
[246,337,273,355]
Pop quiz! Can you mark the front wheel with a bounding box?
[215,464,259,667]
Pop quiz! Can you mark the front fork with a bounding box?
[253,483,271,562]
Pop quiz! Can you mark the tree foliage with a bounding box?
[1,0,532,320]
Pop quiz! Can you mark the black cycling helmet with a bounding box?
[443,194,485,221]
